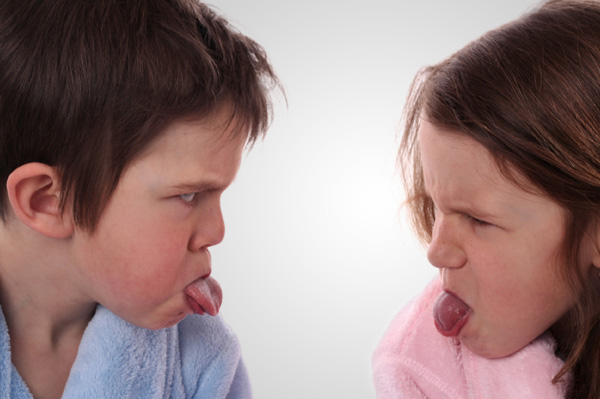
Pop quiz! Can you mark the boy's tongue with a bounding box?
[184,276,223,316]
[433,291,471,337]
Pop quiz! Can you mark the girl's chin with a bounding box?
[460,336,524,359]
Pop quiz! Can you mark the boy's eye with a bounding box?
[179,192,197,203]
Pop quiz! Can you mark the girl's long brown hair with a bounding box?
[400,1,600,397]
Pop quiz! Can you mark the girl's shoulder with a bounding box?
[372,278,468,399]
[372,278,566,399]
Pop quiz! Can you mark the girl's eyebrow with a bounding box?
[423,184,499,221]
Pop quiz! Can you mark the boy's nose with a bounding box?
[189,202,226,251]
[426,216,467,269]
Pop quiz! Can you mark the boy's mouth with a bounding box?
[184,276,223,316]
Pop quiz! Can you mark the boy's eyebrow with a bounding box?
[168,181,225,192]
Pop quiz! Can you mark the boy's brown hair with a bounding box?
[400,0,600,397]
[0,0,279,231]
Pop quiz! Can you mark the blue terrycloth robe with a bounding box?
[0,305,252,398]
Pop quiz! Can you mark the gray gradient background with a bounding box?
[208,1,541,397]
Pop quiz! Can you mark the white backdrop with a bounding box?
[208,1,541,398]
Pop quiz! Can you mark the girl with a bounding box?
[373,1,600,398]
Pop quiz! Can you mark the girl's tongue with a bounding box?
[184,276,223,316]
[433,291,471,337]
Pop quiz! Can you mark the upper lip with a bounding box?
[440,271,467,302]
[190,249,212,283]
[441,284,469,306]
[198,271,211,280]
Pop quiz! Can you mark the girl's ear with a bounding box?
[588,224,600,273]
[6,163,74,239]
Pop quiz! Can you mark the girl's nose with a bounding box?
[426,216,467,269]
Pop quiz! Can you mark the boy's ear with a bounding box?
[6,163,74,239]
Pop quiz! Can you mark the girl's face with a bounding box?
[418,120,595,358]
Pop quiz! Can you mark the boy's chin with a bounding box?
[117,310,188,330]
[157,313,188,330]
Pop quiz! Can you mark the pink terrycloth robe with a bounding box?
[372,278,568,398]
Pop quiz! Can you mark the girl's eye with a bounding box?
[468,215,491,227]
[179,192,197,203]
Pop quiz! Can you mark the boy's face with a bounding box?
[418,120,593,358]
[71,109,246,329]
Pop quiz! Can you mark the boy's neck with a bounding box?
[0,221,96,348]
[0,220,96,398]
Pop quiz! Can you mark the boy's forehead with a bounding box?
[147,121,245,162]
[140,107,249,160]
[118,117,246,196]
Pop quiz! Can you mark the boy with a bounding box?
[0,0,278,398]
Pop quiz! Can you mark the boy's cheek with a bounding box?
[86,234,185,284]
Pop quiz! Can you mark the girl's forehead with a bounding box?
[418,121,499,187]
[418,120,562,221]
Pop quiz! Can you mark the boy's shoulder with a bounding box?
[177,313,241,371]
[61,307,246,398]
[178,312,239,351]
[177,314,246,398]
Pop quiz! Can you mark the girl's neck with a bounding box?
[550,313,572,361]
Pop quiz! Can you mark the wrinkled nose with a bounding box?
[426,216,467,269]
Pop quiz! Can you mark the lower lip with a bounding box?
[435,310,470,337]
[433,291,472,337]
[186,295,206,315]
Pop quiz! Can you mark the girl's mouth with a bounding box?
[433,290,472,337]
